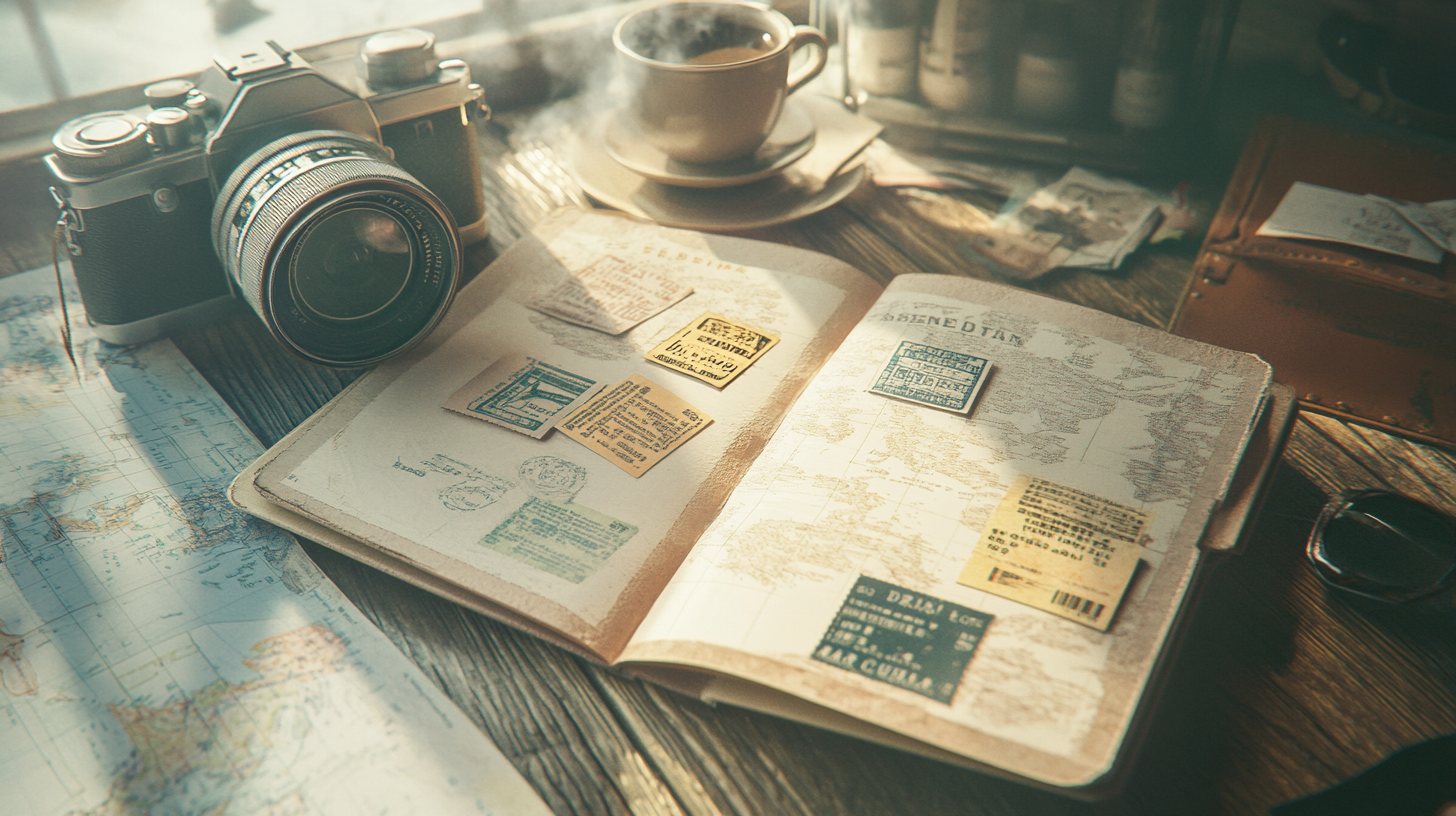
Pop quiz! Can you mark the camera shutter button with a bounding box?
[360,28,439,86]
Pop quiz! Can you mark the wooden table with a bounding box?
[3,97,1455,816]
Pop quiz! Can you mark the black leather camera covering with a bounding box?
[381,106,484,231]
[71,178,230,327]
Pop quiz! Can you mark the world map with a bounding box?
[0,269,549,816]
[707,299,1249,590]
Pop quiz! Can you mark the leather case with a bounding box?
[1169,115,1456,447]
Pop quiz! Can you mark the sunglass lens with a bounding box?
[1312,492,1456,602]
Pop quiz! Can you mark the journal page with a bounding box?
[621,273,1271,786]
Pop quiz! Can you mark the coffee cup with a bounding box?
[613,2,829,165]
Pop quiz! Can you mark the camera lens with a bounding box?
[291,206,412,320]
[212,130,460,368]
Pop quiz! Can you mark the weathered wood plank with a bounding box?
[3,92,1456,816]
[588,664,1091,816]
[1295,412,1456,505]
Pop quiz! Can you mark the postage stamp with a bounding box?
[867,341,992,413]
[645,312,780,388]
[812,575,993,704]
[444,353,605,439]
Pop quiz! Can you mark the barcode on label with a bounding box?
[1051,590,1105,620]
[987,567,1023,585]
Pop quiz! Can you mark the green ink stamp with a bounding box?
[481,498,638,582]
[868,341,992,414]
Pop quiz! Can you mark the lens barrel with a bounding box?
[212,130,460,368]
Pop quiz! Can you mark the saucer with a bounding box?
[604,100,816,188]
[569,107,867,232]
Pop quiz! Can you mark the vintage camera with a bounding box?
[45,29,488,368]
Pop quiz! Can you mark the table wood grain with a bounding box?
[4,101,1454,816]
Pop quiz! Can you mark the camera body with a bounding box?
[45,30,487,364]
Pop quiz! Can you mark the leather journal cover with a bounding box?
[1169,115,1456,447]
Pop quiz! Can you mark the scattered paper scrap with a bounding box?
[645,312,780,388]
[868,340,991,414]
[1256,182,1444,264]
[557,374,712,477]
[813,575,992,704]
[957,474,1149,631]
[1149,181,1207,244]
[444,353,606,439]
[1368,195,1456,255]
[967,167,1163,280]
[866,139,1045,198]
[792,94,886,185]
[527,253,693,335]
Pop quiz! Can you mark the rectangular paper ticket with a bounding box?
[443,353,606,438]
[527,252,693,334]
[557,373,712,477]
[645,312,780,388]
[957,474,1149,631]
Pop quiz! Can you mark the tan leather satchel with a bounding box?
[1169,115,1456,447]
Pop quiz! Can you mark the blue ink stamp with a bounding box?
[445,353,605,439]
[868,341,992,414]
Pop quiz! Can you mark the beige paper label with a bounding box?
[557,374,713,477]
[645,312,780,388]
[957,474,1149,631]
[526,254,693,335]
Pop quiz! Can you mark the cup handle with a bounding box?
[785,25,829,96]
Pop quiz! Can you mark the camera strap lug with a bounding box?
[468,82,489,123]
[45,187,81,376]
[50,186,85,257]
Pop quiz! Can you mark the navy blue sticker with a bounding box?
[813,575,993,704]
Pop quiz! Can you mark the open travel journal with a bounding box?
[231,209,1292,793]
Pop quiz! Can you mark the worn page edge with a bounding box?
[229,454,606,663]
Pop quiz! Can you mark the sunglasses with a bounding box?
[1306,490,1456,605]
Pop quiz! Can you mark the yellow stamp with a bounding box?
[957,474,1149,631]
[645,312,780,388]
